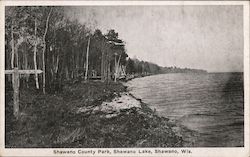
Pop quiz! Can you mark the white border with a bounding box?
[0,1,249,157]
[1,0,250,6]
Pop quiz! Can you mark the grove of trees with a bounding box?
[5,6,163,93]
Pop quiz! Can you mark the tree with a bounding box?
[126,58,136,74]
[42,7,52,94]
[33,18,39,89]
[105,29,127,81]
[84,36,90,81]
[5,6,150,94]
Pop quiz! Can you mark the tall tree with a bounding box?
[84,36,90,81]
[34,18,39,89]
[42,8,52,94]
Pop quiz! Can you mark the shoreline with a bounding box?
[5,79,183,148]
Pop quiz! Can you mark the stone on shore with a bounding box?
[77,92,141,118]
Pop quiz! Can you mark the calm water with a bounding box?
[126,73,244,147]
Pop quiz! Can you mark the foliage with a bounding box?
[5,6,164,93]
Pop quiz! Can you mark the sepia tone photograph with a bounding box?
[1,1,249,156]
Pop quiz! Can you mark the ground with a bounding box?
[5,80,183,148]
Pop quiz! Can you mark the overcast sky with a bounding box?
[67,5,243,72]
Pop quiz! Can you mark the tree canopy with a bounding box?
[5,6,163,93]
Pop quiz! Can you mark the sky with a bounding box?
[67,5,243,72]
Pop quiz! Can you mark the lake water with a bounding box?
[126,73,244,147]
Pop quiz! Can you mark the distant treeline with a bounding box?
[126,58,207,75]
[160,66,207,74]
[126,58,162,75]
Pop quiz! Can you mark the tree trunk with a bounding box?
[11,24,14,69]
[12,68,20,119]
[71,55,74,79]
[101,50,104,81]
[114,54,121,82]
[104,51,107,81]
[14,37,23,69]
[34,18,39,89]
[55,54,59,74]
[42,8,52,94]
[10,21,23,69]
[107,57,111,83]
[24,46,29,87]
[76,51,79,78]
[14,44,19,69]
[84,36,90,81]
[114,55,117,82]
[65,67,69,80]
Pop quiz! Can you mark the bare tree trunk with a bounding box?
[11,24,14,69]
[24,46,29,87]
[14,37,24,69]
[13,68,20,119]
[114,55,117,82]
[104,51,107,81]
[55,54,59,74]
[84,36,90,81]
[71,70,74,79]
[107,57,111,83]
[51,50,59,80]
[34,18,39,89]
[114,54,121,82]
[14,45,19,69]
[65,67,69,80]
[10,24,21,69]
[76,51,79,78]
[101,50,104,81]
[71,55,74,79]
[42,8,52,94]
[51,52,54,79]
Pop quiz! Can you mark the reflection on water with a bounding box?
[126,73,244,147]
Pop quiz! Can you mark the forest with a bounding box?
[5,7,184,148]
[4,6,197,148]
[5,6,163,94]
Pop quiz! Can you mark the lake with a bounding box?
[126,73,244,147]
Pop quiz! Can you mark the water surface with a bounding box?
[126,73,244,147]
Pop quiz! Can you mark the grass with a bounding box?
[5,80,183,148]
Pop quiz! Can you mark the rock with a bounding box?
[105,113,119,118]
[98,93,141,113]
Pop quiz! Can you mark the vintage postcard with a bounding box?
[0,0,249,157]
